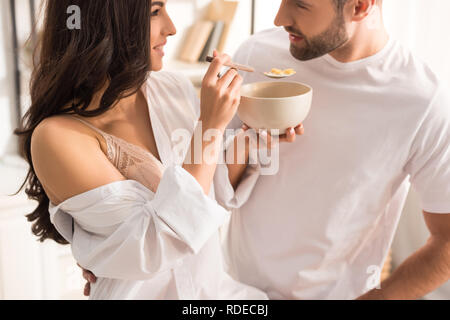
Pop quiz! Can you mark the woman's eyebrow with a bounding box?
[152,1,164,7]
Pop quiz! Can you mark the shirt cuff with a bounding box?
[214,133,262,210]
[421,201,450,214]
[152,165,231,254]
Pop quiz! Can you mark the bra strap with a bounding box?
[68,115,109,138]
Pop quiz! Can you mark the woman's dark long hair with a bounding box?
[13,0,152,244]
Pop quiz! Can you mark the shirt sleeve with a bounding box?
[174,66,262,209]
[49,165,230,280]
[404,84,450,214]
[211,42,264,210]
[214,128,262,210]
[168,47,262,210]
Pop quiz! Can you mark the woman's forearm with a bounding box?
[182,121,225,195]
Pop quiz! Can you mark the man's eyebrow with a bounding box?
[151,1,164,7]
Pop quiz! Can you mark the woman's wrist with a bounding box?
[198,114,228,134]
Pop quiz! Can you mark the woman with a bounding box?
[12,0,262,300]
[15,0,302,299]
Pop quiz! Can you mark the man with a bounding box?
[213,0,450,299]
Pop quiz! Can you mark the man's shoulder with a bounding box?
[389,40,441,92]
[394,44,450,121]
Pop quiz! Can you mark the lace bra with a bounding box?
[70,116,165,193]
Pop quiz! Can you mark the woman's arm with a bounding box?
[32,116,127,205]
[182,52,243,194]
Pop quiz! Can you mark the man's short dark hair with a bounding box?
[333,0,383,11]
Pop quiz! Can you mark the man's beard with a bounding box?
[287,13,349,61]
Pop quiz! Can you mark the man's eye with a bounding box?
[296,2,308,10]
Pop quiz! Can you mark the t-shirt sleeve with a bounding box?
[404,84,450,214]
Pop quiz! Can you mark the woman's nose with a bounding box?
[164,17,177,37]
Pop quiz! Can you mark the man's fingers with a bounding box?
[294,123,305,135]
[89,273,97,283]
[283,127,296,143]
[82,269,97,283]
[81,269,89,281]
[84,282,90,297]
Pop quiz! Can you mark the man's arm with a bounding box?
[227,124,305,190]
[358,211,450,300]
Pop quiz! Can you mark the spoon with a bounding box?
[263,71,297,79]
[205,56,255,73]
[205,56,296,79]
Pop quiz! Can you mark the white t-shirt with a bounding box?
[214,28,450,299]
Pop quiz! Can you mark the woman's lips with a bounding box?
[154,46,165,56]
[154,40,167,56]
[289,33,304,43]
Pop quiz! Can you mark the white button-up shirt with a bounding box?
[49,71,268,300]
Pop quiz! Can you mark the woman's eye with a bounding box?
[151,9,160,16]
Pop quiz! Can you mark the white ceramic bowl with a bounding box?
[238,81,313,134]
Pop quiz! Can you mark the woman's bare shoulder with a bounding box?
[31,115,101,163]
[31,115,125,205]
[33,115,96,142]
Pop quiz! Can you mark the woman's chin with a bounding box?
[151,63,163,72]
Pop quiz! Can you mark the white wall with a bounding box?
[253,0,281,33]
[0,0,19,158]
[384,0,450,84]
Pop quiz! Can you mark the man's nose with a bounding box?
[274,2,292,27]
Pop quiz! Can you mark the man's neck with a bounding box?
[329,21,390,63]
